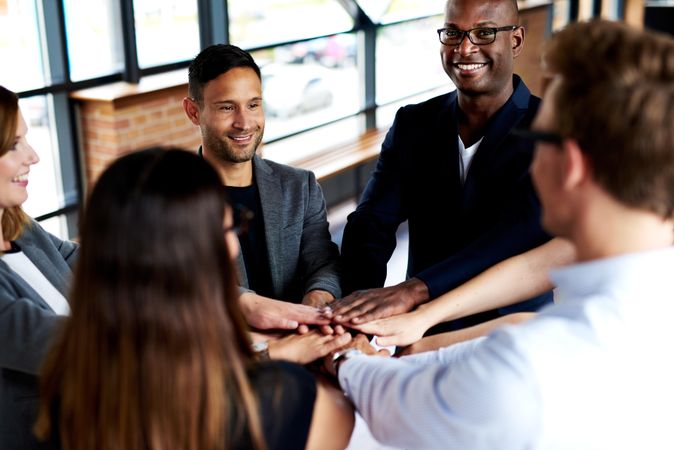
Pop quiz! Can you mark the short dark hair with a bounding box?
[188,44,261,104]
[544,19,674,219]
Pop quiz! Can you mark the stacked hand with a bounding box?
[326,278,429,325]
[241,291,354,365]
[240,292,332,331]
[267,330,353,365]
[323,334,391,377]
[302,289,344,335]
[349,306,434,348]
[241,282,435,365]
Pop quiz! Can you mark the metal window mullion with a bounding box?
[335,0,363,21]
[120,0,140,83]
[198,0,229,48]
[360,26,376,131]
[39,0,69,85]
[569,0,580,20]
[52,91,82,231]
[37,0,81,238]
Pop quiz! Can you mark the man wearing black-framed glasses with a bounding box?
[336,0,552,332]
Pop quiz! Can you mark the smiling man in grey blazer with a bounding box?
[183,44,340,329]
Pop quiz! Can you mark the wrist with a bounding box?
[303,289,334,306]
[330,348,364,377]
[403,278,430,306]
[420,298,449,328]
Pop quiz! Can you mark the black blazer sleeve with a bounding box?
[340,113,408,294]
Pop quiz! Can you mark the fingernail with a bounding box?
[352,317,361,324]
[288,321,299,328]
[335,315,343,321]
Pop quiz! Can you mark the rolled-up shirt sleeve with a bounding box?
[338,331,540,449]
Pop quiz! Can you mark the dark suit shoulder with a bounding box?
[399,90,457,116]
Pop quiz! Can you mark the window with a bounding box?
[7,0,565,239]
[63,0,124,81]
[19,95,64,220]
[134,0,200,69]
[0,0,46,91]
[358,0,445,24]
[38,215,69,239]
[264,115,362,164]
[228,0,353,48]
[376,16,449,105]
[256,33,360,142]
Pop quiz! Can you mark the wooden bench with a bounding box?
[293,127,387,183]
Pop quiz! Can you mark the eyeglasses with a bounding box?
[437,25,518,46]
[510,128,564,145]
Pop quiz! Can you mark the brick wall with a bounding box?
[76,84,201,187]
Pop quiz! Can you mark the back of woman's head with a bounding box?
[37,148,265,450]
[0,85,29,239]
[78,147,237,319]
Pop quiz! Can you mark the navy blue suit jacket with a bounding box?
[341,76,552,330]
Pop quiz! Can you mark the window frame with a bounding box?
[12,0,591,237]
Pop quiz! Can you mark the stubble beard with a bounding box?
[202,126,264,164]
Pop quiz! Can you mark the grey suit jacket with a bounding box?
[236,156,340,302]
[0,220,78,450]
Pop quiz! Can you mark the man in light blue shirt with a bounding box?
[331,18,674,450]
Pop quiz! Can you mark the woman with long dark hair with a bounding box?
[35,148,353,450]
[0,85,79,450]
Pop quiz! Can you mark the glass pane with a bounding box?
[63,0,124,81]
[552,0,570,30]
[134,0,200,69]
[357,0,445,24]
[264,116,361,165]
[255,33,359,143]
[376,17,450,105]
[19,95,64,219]
[37,215,69,241]
[0,0,46,91]
[229,0,353,49]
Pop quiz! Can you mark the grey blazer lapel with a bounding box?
[253,156,283,297]
[235,249,249,288]
[19,240,69,298]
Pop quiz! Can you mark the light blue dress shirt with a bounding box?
[340,247,674,450]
